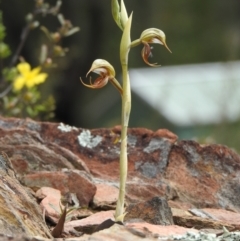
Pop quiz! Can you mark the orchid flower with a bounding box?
[80,59,123,95]
[131,28,172,66]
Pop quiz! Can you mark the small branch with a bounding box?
[0,84,12,98]
[9,25,31,69]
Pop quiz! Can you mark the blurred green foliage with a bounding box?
[0,12,11,58]
[0,0,79,120]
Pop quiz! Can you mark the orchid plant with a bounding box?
[81,0,171,222]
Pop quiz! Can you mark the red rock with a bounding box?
[173,214,237,231]
[201,208,240,225]
[166,141,240,211]
[126,222,198,237]
[11,157,28,174]
[36,187,62,223]
[1,116,240,232]
[153,128,178,144]
[35,186,61,199]
[66,170,96,207]
[0,152,51,238]
[171,208,192,217]
[69,208,94,220]
[0,121,89,175]
[64,210,115,234]
[126,183,166,203]
[75,223,198,241]
[168,200,195,210]
[23,170,96,207]
[92,183,118,209]
[125,196,174,225]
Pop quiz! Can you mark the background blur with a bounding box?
[1,0,240,151]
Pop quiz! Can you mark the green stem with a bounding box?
[130,39,141,48]
[115,13,132,222]
[115,64,131,221]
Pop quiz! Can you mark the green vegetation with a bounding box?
[0,0,79,120]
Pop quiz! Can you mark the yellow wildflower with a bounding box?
[13,62,48,91]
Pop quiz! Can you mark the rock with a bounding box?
[0,117,178,203]
[65,215,198,241]
[153,128,178,144]
[166,140,240,211]
[23,170,96,207]
[1,116,240,239]
[64,210,115,235]
[171,208,192,217]
[201,208,240,225]
[82,223,197,241]
[36,187,62,223]
[92,183,118,209]
[173,215,237,231]
[0,235,50,241]
[0,223,195,241]
[125,196,174,225]
[0,118,89,176]
[173,208,240,231]
[35,186,61,200]
[168,200,194,210]
[0,152,51,238]
[125,222,198,238]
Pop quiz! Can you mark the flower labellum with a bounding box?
[80,59,123,95]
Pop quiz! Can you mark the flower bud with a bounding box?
[111,0,128,30]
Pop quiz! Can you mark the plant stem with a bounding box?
[10,25,31,69]
[115,13,132,222]
[115,64,131,221]
[130,39,141,48]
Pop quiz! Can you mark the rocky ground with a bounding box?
[0,116,240,240]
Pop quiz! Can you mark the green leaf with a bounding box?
[0,42,11,58]
[2,67,17,82]
[120,13,133,64]
[111,0,122,30]
[0,12,6,40]
[120,0,128,29]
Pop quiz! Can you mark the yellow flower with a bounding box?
[13,62,48,91]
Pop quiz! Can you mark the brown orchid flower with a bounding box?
[132,28,172,67]
[80,59,123,95]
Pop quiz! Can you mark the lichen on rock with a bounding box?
[77,129,102,148]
